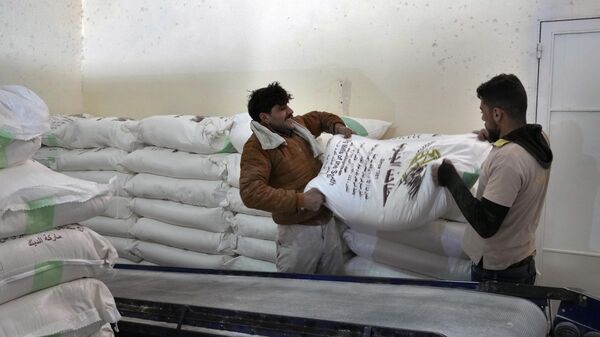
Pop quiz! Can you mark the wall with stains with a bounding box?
[81,0,600,135]
[0,0,83,115]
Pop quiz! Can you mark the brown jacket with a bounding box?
[239,111,344,225]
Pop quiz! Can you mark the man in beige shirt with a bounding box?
[433,74,553,284]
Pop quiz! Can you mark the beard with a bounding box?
[270,118,295,135]
[486,125,500,142]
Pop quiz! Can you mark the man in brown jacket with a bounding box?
[239,82,353,274]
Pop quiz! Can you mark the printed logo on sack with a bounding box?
[383,142,440,206]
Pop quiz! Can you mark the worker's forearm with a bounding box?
[439,162,509,238]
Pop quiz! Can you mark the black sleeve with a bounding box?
[438,161,510,238]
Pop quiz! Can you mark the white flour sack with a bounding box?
[125,173,227,207]
[229,213,277,241]
[129,241,232,268]
[0,85,49,141]
[0,137,42,168]
[89,323,115,337]
[140,115,235,154]
[0,224,117,305]
[343,230,471,280]
[344,256,425,279]
[101,196,133,219]
[357,219,468,259]
[230,113,252,153]
[42,115,142,152]
[221,188,271,217]
[224,256,277,272]
[103,236,141,263]
[306,134,491,230]
[131,218,234,255]
[234,236,277,263]
[0,85,49,168]
[224,153,241,187]
[0,160,112,239]
[80,216,137,238]
[60,170,134,197]
[340,116,391,139]
[34,147,129,172]
[122,146,228,180]
[0,278,120,337]
[132,198,231,233]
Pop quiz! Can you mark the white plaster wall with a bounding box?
[82,0,600,136]
[0,0,83,114]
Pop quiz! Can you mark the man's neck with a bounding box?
[261,122,294,137]
[500,121,526,138]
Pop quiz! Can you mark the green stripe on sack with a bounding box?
[0,129,14,168]
[462,171,480,189]
[43,134,59,147]
[341,117,368,137]
[31,260,64,293]
[218,136,237,153]
[25,197,56,235]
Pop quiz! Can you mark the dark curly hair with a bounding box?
[247,82,293,122]
[476,74,527,123]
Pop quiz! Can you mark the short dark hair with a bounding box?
[247,82,293,121]
[476,74,527,123]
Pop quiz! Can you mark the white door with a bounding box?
[536,17,600,296]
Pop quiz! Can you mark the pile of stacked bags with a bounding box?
[1,85,119,336]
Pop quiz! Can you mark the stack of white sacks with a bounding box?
[34,114,143,264]
[227,113,394,273]
[0,85,120,336]
[30,107,486,281]
[121,115,240,269]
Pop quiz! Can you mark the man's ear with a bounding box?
[492,107,502,123]
[258,112,271,124]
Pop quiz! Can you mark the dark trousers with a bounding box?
[471,255,536,285]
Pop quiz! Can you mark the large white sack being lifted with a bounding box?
[0,85,49,168]
[306,134,491,231]
[139,115,235,154]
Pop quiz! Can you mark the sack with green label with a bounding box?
[0,278,120,337]
[0,160,112,239]
[0,85,49,168]
[0,225,117,305]
[306,134,491,230]
[140,115,235,154]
